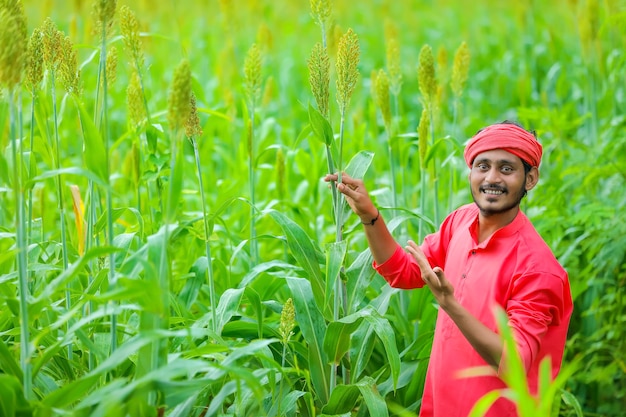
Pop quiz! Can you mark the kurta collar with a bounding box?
[469,207,528,248]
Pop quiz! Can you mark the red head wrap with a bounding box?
[463,123,543,168]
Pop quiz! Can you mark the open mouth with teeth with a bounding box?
[481,187,506,196]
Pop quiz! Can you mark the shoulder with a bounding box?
[443,203,479,228]
[516,213,568,279]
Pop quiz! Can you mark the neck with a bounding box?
[477,205,519,243]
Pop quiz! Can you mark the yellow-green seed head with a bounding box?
[384,19,402,96]
[335,28,360,112]
[92,0,117,38]
[310,0,331,27]
[578,0,599,57]
[59,35,80,94]
[244,43,262,109]
[279,298,296,342]
[0,1,28,88]
[417,44,437,109]
[26,28,44,89]
[106,45,118,86]
[373,69,392,131]
[167,59,192,132]
[256,23,273,52]
[308,42,330,117]
[185,92,203,139]
[417,108,430,169]
[119,5,144,70]
[127,69,145,127]
[261,75,274,108]
[42,18,63,71]
[451,41,470,98]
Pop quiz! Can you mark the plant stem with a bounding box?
[429,110,439,226]
[10,87,32,399]
[248,113,258,265]
[192,137,217,335]
[50,70,71,359]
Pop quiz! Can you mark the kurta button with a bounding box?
[471,250,476,255]
[462,274,466,278]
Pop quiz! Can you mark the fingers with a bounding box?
[406,241,440,288]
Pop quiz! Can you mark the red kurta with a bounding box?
[374,203,572,417]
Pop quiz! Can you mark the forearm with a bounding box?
[443,300,503,368]
[360,209,398,265]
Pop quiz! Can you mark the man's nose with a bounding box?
[485,167,501,183]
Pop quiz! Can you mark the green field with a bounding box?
[1,0,625,415]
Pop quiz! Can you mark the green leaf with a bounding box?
[308,104,334,146]
[322,384,360,414]
[324,241,347,315]
[0,374,32,417]
[287,277,330,405]
[165,137,185,223]
[215,288,245,335]
[362,310,401,391]
[345,248,375,315]
[268,210,324,306]
[468,389,504,417]
[74,97,108,182]
[356,376,389,417]
[323,309,367,365]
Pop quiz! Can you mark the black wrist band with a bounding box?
[362,209,380,226]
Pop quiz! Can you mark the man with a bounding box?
[324,122,573,416]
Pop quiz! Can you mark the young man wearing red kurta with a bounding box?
[325,122,573,417]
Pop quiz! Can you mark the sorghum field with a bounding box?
[1,0,625,416]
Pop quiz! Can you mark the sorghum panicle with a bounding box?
[42,18,63,71]
[310,0,331,27]
[26,28,44,90]
[279,298,296,342]
[244,43,262,109]
[119,5,144,70]
[0,0,28,88]
[59,35,80,95]
[308,42,330,117]
[127,69,145,127]
[92,0,117,38]
[384,19,402,96]
[417,44,437,109]
[374,69,392,130]
[167,59,192,132]
[106,45,118,86]
[451,41,470,98]
[335,28,360,112]
[185,92,203,139]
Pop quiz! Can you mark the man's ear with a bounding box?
[525,166,539,191]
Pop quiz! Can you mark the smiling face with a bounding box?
[469,149,539,219]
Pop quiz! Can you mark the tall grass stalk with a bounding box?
[0,0,30,396]
[417,44,439,225]
[244,44,261,265]
[9,87,32,399]
[332,27,359,390]
[417,108,430,239]
[310,0,331,48]
[450,41,470,213]
[186,93,217,335]
[373,69,396,212]
[94,3,118,352]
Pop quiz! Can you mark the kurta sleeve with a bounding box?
[502,271,570,373]
[373,244,425,289]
